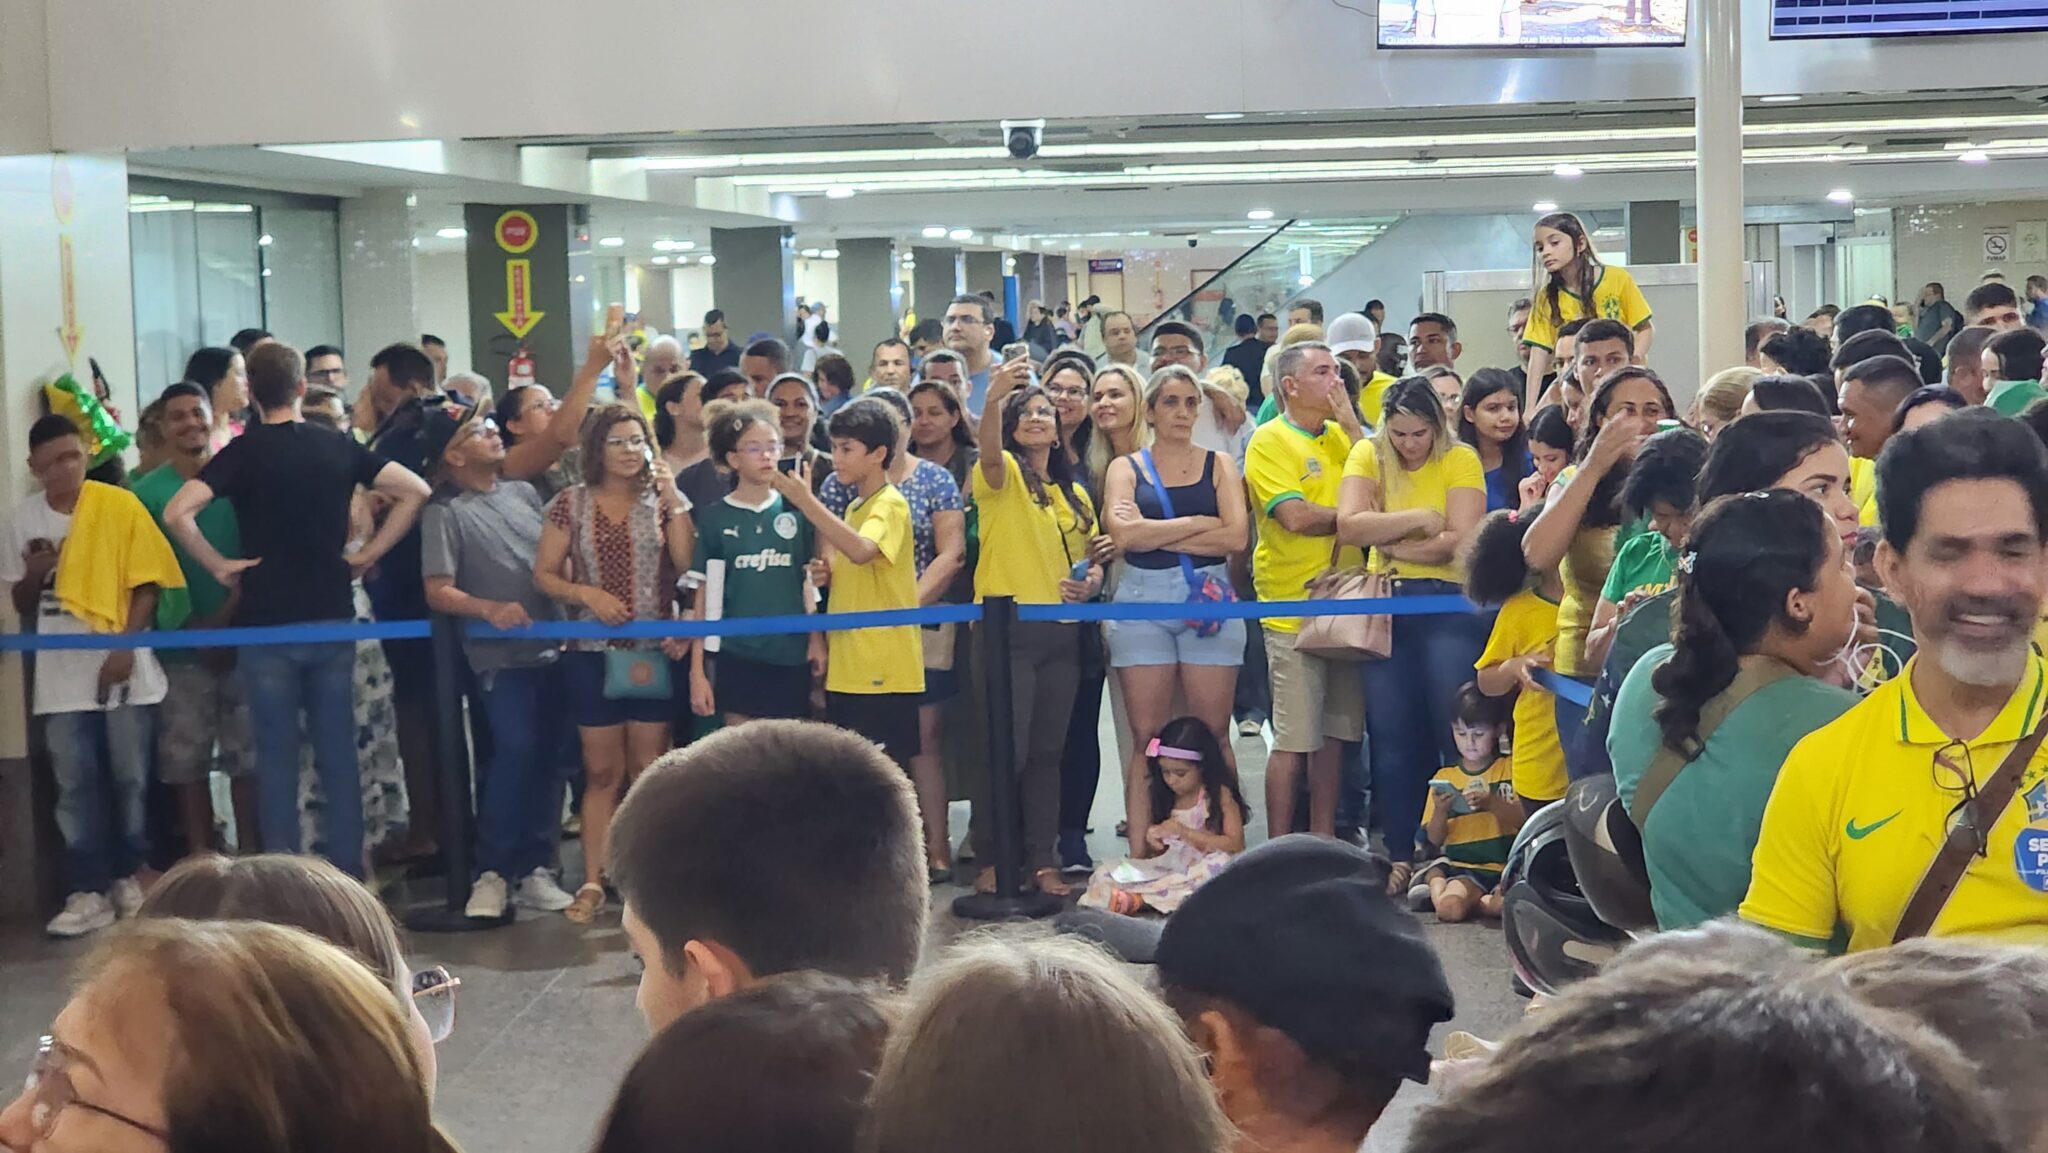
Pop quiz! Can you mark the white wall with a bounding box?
[1894,200,2048,306]
[31,0,2041,152]
[669,264,715,337]
[794,257,839,316]
[414,251,472,375]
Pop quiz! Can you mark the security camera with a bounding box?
[1002,119,1045,160]
[1187,237,1199,248]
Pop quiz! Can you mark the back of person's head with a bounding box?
[1402,943,2010,1153]
[1832,329,1911,373]
[1833,303,1897,345]
[1747,373,1832,417]
[1620,426,1709,523]
[370,342,437,393]
[609,721,925,1020]
[744,337,790,371]
[1652,491,1833,757]
[1234,313,1257,337]
[1759,326,1833,377]
[1695,365,1760,429]
[1949,324,1996,372]
[1745,317,1791,361]
[1816,939,2048,1153]
[1903,336,1945,384]
[1696,410,1841,502]
[81,919,453,1153]
[1989,327,2047,382]
[229,327,272,355]
[1967,280,2022,318]
[1877,407,2048,552]
[1463,503,1542,607]
[1843,355,1924,406]
[592,973,892,1153]
[245,340,306,411]
[139,853,406,996]
[866,933,1229,1153]
[1894,385,1967,434]
[182,345,240,391]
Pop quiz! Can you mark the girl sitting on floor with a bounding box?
[1080,717,1248,916]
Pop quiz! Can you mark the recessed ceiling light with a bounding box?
[1531,201,1559,213]
[1760,94,1802,104]
[1068,242,1082,250]
[1204,112,1245,121]
[1552,163,1583,178]
[1247,209,1275,221]
[821,248,841,259]
[1296,274,1314,287]
[948,228,973,241]
[1960,149,1991,164]
[651,256,671,265]
[260,268,271,278]
[1826,187,1855,203]
[435,227,467,240]
[825,187,856,199]
[922,226,948,238]
[699,254,716,265]
[598,236,625,247]
[257,233,273,246]
[801,247,822,258]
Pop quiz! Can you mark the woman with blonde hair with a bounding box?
[1693,365,1761,439]
[865,934,1231,1153]
[0,919,457,1153]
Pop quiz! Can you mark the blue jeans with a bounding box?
[476,661,568,879]
[45,707,156,894]
[1359,581,1494,864]
[241,637,362,877]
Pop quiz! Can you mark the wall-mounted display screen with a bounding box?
[1770,0,2048,39]
[1378,1,1687,46]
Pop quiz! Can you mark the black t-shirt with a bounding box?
[689,344,741,377]
[200,422,386,626]
[1222,338,1272,407]
[364,397,438,621]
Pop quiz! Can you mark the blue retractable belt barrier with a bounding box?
[1532,666,1596,708]
[1015,594,1475,623]
[0,619,432,652]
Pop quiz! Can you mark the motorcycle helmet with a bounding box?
[1560,775,1657,933]
[1500,799,1631,996]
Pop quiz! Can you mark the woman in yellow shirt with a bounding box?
[1519,366,1677,778]
[1520,212,1655,409]
[971,358,1102,898]
[1337,377,1489,885]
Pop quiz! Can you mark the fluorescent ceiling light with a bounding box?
[825,186,856,199]
[1552,163,1583,178]
[651,256,671,265]
[1759,94,1802,104]
[127,200,195,213]
[1068,242,1082,250]
[699,255,716,265]
[194,203,253,214]
[653,238,697,251]
[435,227,467,240]
[801,247,822,257]
[598,236,625,247]
[1960,149,1990,164]
[821,248,840,259]
[1247,209,1275,221]
[1827,188,1855,203]
[922,226,948,238]
[1297,274,1314,287]
[947,228,973,240]
[1204,112,1245,121]
[1532,201,1559,213]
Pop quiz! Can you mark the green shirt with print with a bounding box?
[694,493,815,666]
[1600,532,1677,605]
[131,463,241,660]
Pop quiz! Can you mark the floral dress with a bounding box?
[1079,792,1236,916]
[296,538,409,856]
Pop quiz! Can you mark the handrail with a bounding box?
[1136,218,1299,340]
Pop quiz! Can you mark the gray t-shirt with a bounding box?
[420,480,557,672]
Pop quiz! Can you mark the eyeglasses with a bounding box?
[306,368,346,383]
[1045,386,1089,400]
[736,443,783,458]
[24,1035,169,1141]
[1932,740,1990,859]
[411,965,461,1044]
[605,436,651,451]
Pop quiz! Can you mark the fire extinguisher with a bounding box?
[508,345,537,390]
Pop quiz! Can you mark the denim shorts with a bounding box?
[565,650,675,729]
[1104,562,1247,669]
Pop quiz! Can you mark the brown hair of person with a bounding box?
[592,972,893,1153]
[864,933,1231,1153]
[82,919,458,1153]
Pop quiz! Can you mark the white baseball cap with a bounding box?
[1326,312,1378,356]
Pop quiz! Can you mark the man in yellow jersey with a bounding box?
[1244,343,1365,842]
[1743,409,2048,952]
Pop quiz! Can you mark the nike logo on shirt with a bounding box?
[1846,812,1903,840]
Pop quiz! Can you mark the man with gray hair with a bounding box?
[442,371,493,410]
[637,335,685,417]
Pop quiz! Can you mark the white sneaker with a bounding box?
[47,892,116,938]
[1237,719,1261,737]
[109,876,145,919]
[465,871,509,919]
[514,868,576,912]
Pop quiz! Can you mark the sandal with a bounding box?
[564,883,607,924]
[1035,868,1073,898]
[973,867,998,895]
[1384,860,1414,897]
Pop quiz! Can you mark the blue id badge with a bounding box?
[2015,827,2048,893]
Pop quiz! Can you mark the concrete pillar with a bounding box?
[1044,256,1071,309]
[1626,201,1683,265]
[339,189,421,398]
[1695,0,1746,373]
[710,226,796,348]
[632,263,673,334]
[964,250,1003,299]
[912,247,962,326]
[463,205,574,396]
[837,237,897,368]
[0,153,138,921]
[1017,254,1046,310]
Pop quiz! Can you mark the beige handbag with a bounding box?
[921,621,957,672]
[1292,540,1393,662]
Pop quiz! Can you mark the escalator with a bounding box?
[1138,217,1399,361]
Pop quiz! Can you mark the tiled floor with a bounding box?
[0,723,1525,1153]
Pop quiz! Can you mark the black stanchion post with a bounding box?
[403,613,511,932]
[953,596,1061,921]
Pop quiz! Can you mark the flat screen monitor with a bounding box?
[1378,1,1687,46]
[1770,0,2048,38]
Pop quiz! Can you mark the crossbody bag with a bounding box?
[1134,449,1236,637]
[1892,708,2048,943]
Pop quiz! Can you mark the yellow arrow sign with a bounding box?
[494,259,545,339]
[58,234,83,362]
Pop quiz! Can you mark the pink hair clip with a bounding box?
[1146,738,1203,761]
